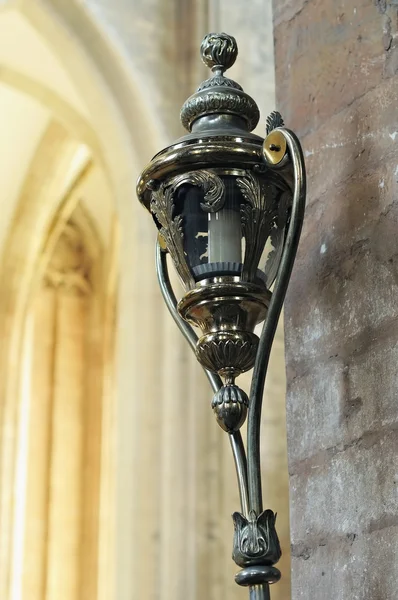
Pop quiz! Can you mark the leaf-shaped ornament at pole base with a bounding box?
[237,172,279,284]
[232,509,282,568]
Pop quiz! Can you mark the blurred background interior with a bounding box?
[0,2,289,600]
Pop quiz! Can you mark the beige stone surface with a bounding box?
[0,3,289,600]
[22,287,56,600]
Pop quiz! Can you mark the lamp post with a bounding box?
[137,32,306,600]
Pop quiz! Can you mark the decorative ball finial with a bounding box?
[200,32,238,73]
[180,32,259,132]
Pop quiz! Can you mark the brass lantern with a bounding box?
[137,33,306,600]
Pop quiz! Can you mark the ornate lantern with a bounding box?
[137,33,306,600]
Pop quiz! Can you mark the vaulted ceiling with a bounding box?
[0,7,113,255]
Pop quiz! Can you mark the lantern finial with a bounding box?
[180,33,260,133]
[200,32,238,73]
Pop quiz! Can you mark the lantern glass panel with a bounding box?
[171,175,288,289]
[173,176,244,282]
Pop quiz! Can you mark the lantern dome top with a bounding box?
[180,33,260,133]
[136,33,266,210]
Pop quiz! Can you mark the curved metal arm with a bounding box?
[156,241,249,516]
[156,241,222,392]
[247,130,306,514]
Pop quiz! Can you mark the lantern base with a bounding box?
[196,330,258,376]
[178,276,271,376]
[192,262,267,285]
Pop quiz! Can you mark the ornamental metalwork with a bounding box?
[200,32,238,71]
[266,111,285,135]
[150,182,194,289]
[232,509,282,568]
[137,32,307,600]
[170,170,225,213]
[180,91,260,132]
[150,169,225,288]
[237,172,279,283]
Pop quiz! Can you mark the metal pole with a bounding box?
[250,584,271,600]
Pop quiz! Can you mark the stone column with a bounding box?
[118,218,163,600]
[22,286,56,600]
[274,1,398,598]
[45,290,87,600]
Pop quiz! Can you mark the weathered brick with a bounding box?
[287,338,398,467]
[276,0,398,597]
[285,176,398,368]
[275,0,397,136]
[291,526,398,600]
[289,427,398,541]
[272,0,309,27]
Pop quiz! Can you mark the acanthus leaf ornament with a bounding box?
[150,183,195,289]
[237,172,279,284]
[180,92,260,133]
[265,190,292,286]
[266,111,285,135]
[195,331,259,376]
[150,169,225,289]
[170,170,225,213]
[198,75,243,91]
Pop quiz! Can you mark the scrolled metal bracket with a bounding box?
[233,116,306,598]
[247,116,306,515]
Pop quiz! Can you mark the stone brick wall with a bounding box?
[274,1,398,598]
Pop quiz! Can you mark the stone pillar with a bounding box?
[274,1,398,598]
[22,287,56,600]
[45,290,87,600]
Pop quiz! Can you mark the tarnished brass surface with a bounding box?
[150,180,195,288]
[157,231,167,251]
[178,277,271,376]
[150,170,226,290]
[181,32,260,133]
[196,330,259,376]
[262,131,287,165]
[212,383,249,432]
[178,277,271,332]
[136,136,264,210]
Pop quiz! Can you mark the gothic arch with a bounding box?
[0,117,119,600]
[21,202,112,600]
[0,3,169,600]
